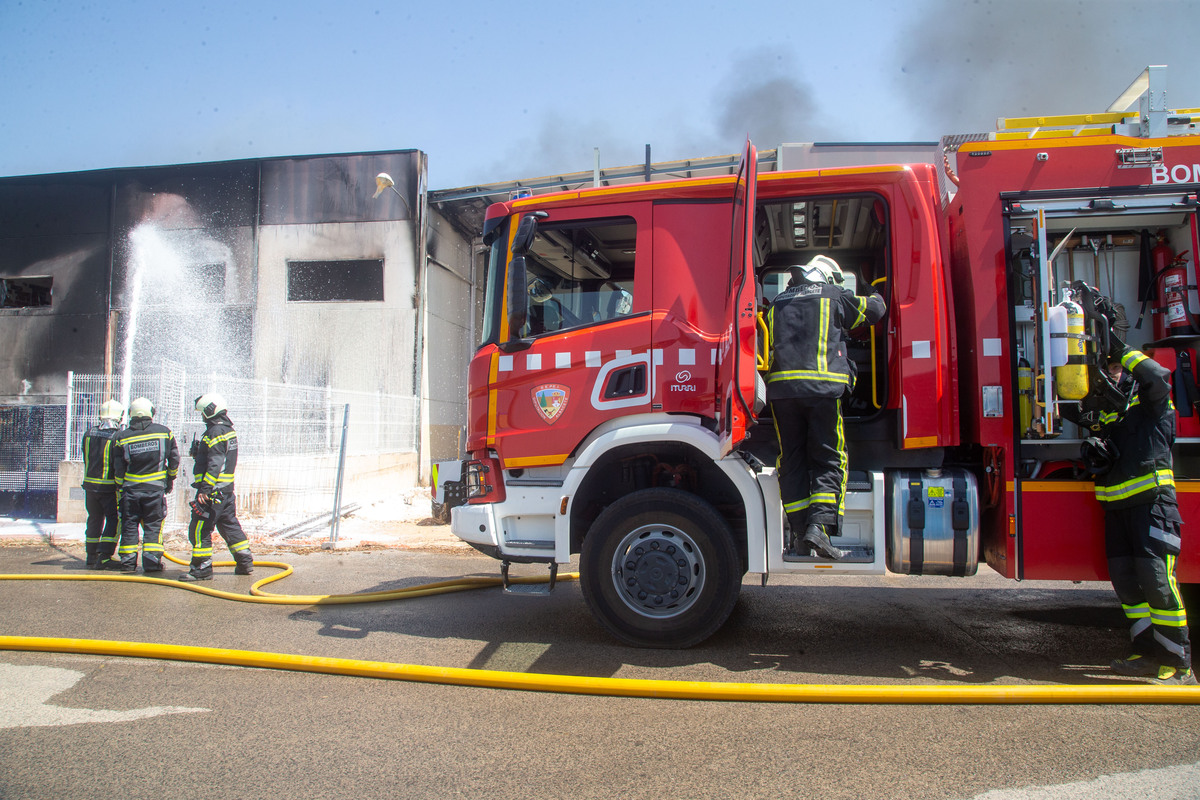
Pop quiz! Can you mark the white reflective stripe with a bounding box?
[1129,617,1152,638]
[501,348,719,374]
[1154,630,1187,657]
[1149,525,1182,550]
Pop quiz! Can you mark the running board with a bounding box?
[501,560,558,595]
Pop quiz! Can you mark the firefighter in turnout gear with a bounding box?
[1084,346,1194,684]
[107,397,179,572]
[81,399,124,568]
[766,255,886,560]
[179,393,254,582]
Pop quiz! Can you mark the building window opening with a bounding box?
[1,277,52,308]
[287,259,384,302]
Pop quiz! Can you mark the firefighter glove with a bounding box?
[1080,437,1117,476]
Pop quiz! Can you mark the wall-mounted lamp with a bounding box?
[373,172,411,217]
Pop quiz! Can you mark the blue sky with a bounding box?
[1,0,1197,189]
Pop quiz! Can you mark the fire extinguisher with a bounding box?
[1153,233,1194,338]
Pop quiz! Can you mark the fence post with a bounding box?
[64,371,74,461]
[325,403,350,547]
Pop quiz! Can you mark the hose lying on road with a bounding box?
[2,634,1198,705]
[1,555,1198,704]
[0,551,575,605]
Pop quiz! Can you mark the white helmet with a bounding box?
[99,399,125,422]
[194,393,227,419]
[129,397,155,420]
[801,255,844,285]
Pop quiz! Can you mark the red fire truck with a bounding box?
[434,66,1200,647]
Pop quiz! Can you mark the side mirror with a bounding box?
[510,211,547,255]
[511,215,537,255]
[506,255,529,340]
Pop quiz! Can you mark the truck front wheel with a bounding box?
[580,488,741,648]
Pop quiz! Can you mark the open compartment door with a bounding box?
[717,139,760,456]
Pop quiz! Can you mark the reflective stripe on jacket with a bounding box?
[193,412,239,494]
[113,419,180,495]
[766,280,885,400]
[1094,347,1176,509]
[81,423,120,490]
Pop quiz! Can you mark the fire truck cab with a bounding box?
[436,66,1200,648]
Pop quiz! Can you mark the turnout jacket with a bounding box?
[192,411,238,497]
[113,418,180,496]
[81,421,121,491]
[766,279,886,400]
[1093,347,1176,509]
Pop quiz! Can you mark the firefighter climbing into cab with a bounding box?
[179,393,255,582]
[766,255,887,559]
[1066,288,1194,685]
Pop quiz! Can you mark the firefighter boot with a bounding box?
[1153,665,1197,685]
[103,557,137,573]
[178,558,213,582]
[1110,653,1159,677]
[801,524,846,560]
[234,554,255,575]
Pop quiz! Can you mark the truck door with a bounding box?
[717,139,760,455]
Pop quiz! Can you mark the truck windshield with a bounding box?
[480,218,509,346]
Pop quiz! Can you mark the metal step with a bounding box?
[501,560,559,595]
[782,545,875,564]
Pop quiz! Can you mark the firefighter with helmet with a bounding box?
[179,392,254,581]
[81,399,125,568]
[766,255,886,559]
[1067,304,1193,685]
[106,397,179,572]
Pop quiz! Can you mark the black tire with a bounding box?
[579,488,741,648]
[431,501,451,524]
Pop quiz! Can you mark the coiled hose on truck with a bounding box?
[1,552,1197,705]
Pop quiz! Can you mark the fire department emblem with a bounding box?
[533,384,569,424]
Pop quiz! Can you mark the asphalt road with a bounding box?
[1,543,1198,800]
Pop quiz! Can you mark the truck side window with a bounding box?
[519,216,636,337]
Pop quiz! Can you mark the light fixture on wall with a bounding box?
[373,172,411,217]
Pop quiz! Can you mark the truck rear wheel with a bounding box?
[580,488,740,648]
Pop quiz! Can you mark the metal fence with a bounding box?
[66,366,419,537]
[0,404,66,517]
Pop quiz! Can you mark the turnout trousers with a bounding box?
[187,493,252,577]
[1105,498,1191,669]
[771,396,847,533]
[84,489,119,563]
[115,492,167,570]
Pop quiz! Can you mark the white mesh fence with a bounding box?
[67,366,419,539]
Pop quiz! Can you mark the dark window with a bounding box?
[287,259,384,302]
[1,277,52,308]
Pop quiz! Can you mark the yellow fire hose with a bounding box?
[0,551,567,605]
[1,554,1197,704]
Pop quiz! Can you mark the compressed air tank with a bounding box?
[1018,357,1033,434]
[1053,299,1089,400]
